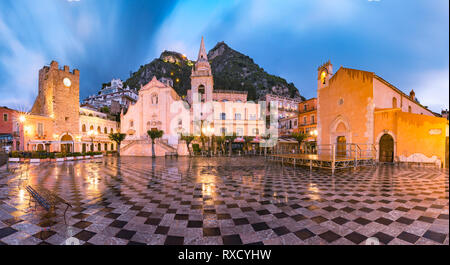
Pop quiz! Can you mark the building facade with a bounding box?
[297,98,317,142]
[83,78,138,115]
[317,61,449,167]
[0,107,22,152]
[21,61,119,153]
[120,37,264,156]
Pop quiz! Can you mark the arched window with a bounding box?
[82,124,86,132]
[408,106,412,113]
[97,126,101,133]
[90,125,94,131]
[320,71,327,84]
[392,97,397,108]
[104,127,107,134]
[110,128,113,134]
[151,93,158,105]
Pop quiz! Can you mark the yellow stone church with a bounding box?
[316,61,449,168]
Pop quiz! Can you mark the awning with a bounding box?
[278,138,298,144]
[234,137,245,143]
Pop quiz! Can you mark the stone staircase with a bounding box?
[119,138,179,157]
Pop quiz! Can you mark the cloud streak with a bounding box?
[0,0,448,113]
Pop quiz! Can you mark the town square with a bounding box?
[0,0,448,250]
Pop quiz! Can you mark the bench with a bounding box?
[165,152,178,157]
[25,185,72,224]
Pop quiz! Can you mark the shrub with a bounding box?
[192,144,200,153]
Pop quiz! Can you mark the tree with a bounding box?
[215,135,226,154]
[100,106,110,114]
[224,133,237,156]
[180,134,195,157]
[243,136,254,153]
[147,130,164,158]
[291,132,307,153]
[108,133,126,155]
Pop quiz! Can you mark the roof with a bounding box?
[332,67,435,116]
[373,74,435,116]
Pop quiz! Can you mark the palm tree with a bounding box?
[243,136,254,153]
[180,134,195,156]
[225,133,237,156]
[291,132,307,153]
[215,135,226,154]
[108,132,126,155]
[147,130,164,158]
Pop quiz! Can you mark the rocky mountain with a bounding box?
[123,42,304,101]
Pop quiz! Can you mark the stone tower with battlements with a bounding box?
[30,61,80,137]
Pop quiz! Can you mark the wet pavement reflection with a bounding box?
[0,157,448,245]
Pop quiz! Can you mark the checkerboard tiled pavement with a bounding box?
[0,157,448,245]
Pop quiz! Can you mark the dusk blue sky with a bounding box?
[0,0,448,113]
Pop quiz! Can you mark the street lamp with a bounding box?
[87,130,98,152]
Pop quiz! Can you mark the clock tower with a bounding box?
[30,60,80,136]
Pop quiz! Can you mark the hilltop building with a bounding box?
[83,78,138,115]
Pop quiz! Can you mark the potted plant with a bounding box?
[8,151,20,163]
[56,153,65,162]
[49,152,56,162]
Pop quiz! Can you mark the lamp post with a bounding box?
[87,130,98,152]
[201,123,214,156]
[310,129,318,153]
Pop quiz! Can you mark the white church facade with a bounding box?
[120,37,265,156]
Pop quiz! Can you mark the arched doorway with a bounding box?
[336,136,346,157]
[60,134,73,153]
[37,144,44,151]
[379,134,394,162]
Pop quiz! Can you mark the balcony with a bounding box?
[298,107,317,114]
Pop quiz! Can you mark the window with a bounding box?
[252,128,259,135]
[220,113,226,120]
[151,93,158,105]
[249,114,257,120]
[3,113,7,122]
[82,124,86,132]
[235,113,241,120]
[65,117,69,121]
[236,128,243,136]
[97,126,101,133]
[304,104,307,111]
[130,120,134,127]
[303,117,307,125]
[311,115,315,124]
[90,125,94,131]
[220,127,226,135]
[37,123,43,137]
[294,120,297,127]
[408,106,412,113]
[104,127,107,134]
[392,97,397,108]
[110,128,113,134]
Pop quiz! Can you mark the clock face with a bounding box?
[63,77,71,87]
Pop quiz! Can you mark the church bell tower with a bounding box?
[191,36,214,103]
